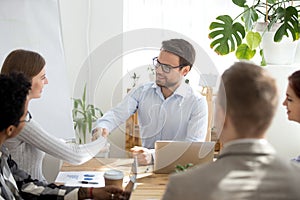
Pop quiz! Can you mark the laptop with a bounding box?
[153,141,215,174]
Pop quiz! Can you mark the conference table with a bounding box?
[59,158,169,200]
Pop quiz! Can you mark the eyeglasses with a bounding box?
[152,57,185,73]
[19,111,32,123]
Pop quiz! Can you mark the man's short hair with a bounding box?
[218,62,278,136]
[161,39,196,69]
[0,73,31,131]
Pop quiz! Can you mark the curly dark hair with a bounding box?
[0,73,31,131]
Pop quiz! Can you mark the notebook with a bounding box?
[153,141,215,174]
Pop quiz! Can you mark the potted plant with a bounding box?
[147,65,156,81]
[130,72,140,88]
[209,0,300,66]
[72,84,103,144]
[175,163,194,173]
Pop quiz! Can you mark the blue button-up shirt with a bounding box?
[96,81,208,149]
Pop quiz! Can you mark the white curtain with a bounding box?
[0,0,74,139]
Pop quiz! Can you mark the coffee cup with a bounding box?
[103,169,124,188]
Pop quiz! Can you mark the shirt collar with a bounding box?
[223,138,268,148]
[152,79,188,98]
[219,138,276,159]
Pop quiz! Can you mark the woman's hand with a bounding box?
[92,127,109,141]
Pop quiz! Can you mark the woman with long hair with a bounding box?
[1,49,107,183]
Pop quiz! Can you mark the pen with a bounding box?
[79,181,99,184]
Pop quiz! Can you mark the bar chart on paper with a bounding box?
[55,171,105,187]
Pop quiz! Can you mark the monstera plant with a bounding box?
[72,84,103,144]
[209,0,300,66]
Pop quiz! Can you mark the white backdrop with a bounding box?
[123,0,300,160]
[0,0,74,139]
[2,0,298,160]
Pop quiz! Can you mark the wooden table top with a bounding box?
[60,158,169,200]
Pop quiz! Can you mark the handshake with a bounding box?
[92,128,153,165]
[92,127,109,140]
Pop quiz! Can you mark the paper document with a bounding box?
[55,171,105,187]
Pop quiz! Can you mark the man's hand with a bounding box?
[130,146,152,165]
[92,127,109,141]
[93,185,130,200]
[79,186,130,200]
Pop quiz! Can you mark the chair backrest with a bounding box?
[201,86,215,142]
[125,112,141,156]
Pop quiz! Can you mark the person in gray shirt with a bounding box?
[163,62,300,200]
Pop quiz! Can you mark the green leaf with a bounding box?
[72,83,103,144]
[235,43,256,60]
[260,49,267,66]
[83,84,87,101]
[185,163,193,168]
[243,6,258,31]
[87,113,93,132]
[246,31,261,49]
[209,15,245,55]
[175,163,194,173]
[274,6,299,42]
[232,0,246,7]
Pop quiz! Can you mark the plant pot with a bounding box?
[255,22,298,65]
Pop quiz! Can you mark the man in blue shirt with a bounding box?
[93,39,208,165]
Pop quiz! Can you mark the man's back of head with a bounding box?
[218,62,278,138]
[162,61,300,200]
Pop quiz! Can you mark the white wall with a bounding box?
[59,0,125,157]
[0,0,74,140]
[266,66,300,159]
[59,0,300,160]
